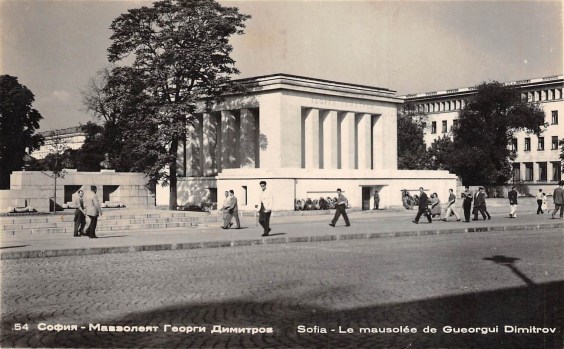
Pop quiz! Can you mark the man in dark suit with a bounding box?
[412,187,432,224]
[73,189,86,237]
[473,187,491,220]
[461,186,473,222]
[508,185,518,218]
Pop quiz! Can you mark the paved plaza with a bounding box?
[1,208,563,348]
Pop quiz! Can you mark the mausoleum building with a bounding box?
[158,74,457,210]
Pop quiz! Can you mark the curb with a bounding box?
[1,222,562,260]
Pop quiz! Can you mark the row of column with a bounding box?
[302,108,384,170]
[513,161,561,182]
[178,108,260,177]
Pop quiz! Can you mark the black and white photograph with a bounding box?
[1,0,563,348]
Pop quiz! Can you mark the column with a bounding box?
[339,112,355,169]
[220,110,240,169]
[240,108,259,168]
[321,110,338,169]
[185,114,203,176]
[356,113,372,169]
[176,126,186,177]
[303,108,320,169]
[202,112,219,176]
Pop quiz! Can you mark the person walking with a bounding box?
[536,189,544,214]
[429,193,441,219]
[542,192,549,213]
[373,191,380,210]
[84,185,103,238]
[412,187,432,224]
[221,191,231,229]
[73,189,86,237]
[551,180,564,219]
[442,188,461,222]
[224,190,241,229]
[473,187,491,220]
[461,186,473,222]
[329,189,350,227]
[258,181,273,236]
[508,186,518,218]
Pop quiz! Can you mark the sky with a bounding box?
[1,0,562,131]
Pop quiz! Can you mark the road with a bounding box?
[1,228,563,348]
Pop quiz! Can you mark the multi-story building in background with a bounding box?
[31,126,86,160]
[403,75,563,194]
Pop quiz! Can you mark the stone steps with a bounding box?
[1,211,219,235]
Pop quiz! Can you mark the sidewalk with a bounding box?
[1,208,562,259]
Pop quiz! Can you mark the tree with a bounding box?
[448,82,545,186]
[397,102,431,170]
[0,75,44,189]
[41,132,68,212]
[427,135,455,171]
[107,0,250,209]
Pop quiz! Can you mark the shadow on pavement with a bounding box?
[2,280,562,348]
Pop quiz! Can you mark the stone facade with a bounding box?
[157,74,457,210]
[403,74,563,195]
[0,170,154,212]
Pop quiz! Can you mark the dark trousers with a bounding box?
[331,204,350,226]
[463,200,472,222]
[73,210,85,236]
[259,206,271,234]
[473,206,491,220]
[414,207,432,223]
[553,204,564,218]
[537,199,544,214]
[85,215,98,237]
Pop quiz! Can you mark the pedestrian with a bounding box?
[536,188,544,214]
[73,189,86,237]
[442,188,461,222]
[258,181,273,236]
[329,188,350,227]
[508,185,518,218]
[412,187,432,224]
[473,187,491,221]
[84,185,103,238]
[224,190,241,229]
[461,186,473,222]
[221,191,231,229]
[551,180,564,219]
[429,193,441,219]
[373,190,380,210]
[542,192,549,213]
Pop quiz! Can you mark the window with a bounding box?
[422,122,427,130]
[431,121,437,134]
[242,186,247,205]
[552,162,562,182]
[524,163,533,181]
[538,162,547,181]
[552,111,559,125]
[511,138,518,152]
[453,119,459,129]
[442,120,447,133]
[538,137,544,151]
[512,163,521,182]
[524,138,531,151]
[552,136,559,150]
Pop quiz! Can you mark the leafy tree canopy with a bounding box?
[448,81,546,186]
[397,102,431,170]
[0,75,44,189]
[105,0,250,208]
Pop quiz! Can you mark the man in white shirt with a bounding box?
[536,189,544,214]
[258,181,273,236]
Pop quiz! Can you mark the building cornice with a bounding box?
[401,74,563,101]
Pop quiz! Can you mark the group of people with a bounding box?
[72,185,103,238]
[412,181,564,224]
[413,186,491,224]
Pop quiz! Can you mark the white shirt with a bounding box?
[536,192,544,200]
[259,187,273,212]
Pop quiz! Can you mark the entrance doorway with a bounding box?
[362,187,371,210]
